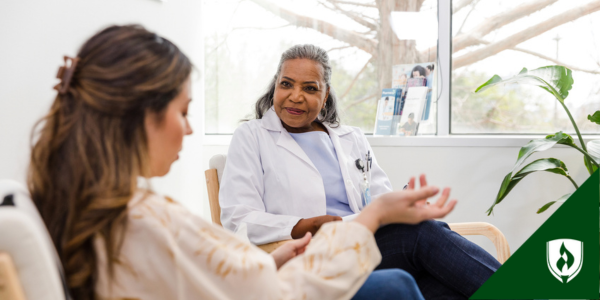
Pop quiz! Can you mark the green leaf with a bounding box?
[475,65,574,103]
[512,132,573,173]
[536,193,572,214]
[588,140,600,164]
[588,111,600,125]
[489,158,572,215]
[585,140,600,174]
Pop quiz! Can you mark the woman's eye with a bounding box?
[305,86,317,92]
[281,81,291,88]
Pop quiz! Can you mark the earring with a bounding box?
[319,106,328,121]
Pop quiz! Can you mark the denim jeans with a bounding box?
[352,269,425,300]
[374,221,501,300]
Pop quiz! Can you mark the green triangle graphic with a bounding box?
[471,170,599,299]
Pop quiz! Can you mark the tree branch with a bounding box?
[474,39,600,74]
[250,0,378,55]
[453,0,476,13]
[453,0,600,69]
[333,0,377,8]
[343,91,378,110]
[510,46,600,75]
[340,57,373,99]
[453,0,559,52]
[324,0,378,31]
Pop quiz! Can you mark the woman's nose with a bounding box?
[288,87,304,103]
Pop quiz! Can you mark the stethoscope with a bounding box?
[354,151,373,206]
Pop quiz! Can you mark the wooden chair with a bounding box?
[0,253,26,300]
[205,155,511,263]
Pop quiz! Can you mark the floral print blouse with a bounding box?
[94,192,381,300]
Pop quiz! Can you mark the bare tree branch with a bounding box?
[334,0,377,8]
[453,0,559,52]
[510,47,600,75]
[453,0,600,69]
[343,91,379,110]
[340,57,373,99]
[324,0,378,31]
[453,0,476,13]
[250,0,378,55]
[327,45,352,52]
[474,39,600,74]
[456,0,480,35]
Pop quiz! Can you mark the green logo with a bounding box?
[471,170,599,299]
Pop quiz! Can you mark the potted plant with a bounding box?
[474,65,600,215]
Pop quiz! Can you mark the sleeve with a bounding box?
[135,201,382,300]
[219,123,302,245]
[356,128,393,198]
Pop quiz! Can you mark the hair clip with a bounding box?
[54,56,80,94]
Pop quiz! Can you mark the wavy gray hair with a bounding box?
[254,44,340,126]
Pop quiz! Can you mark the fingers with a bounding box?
[404,186,439,203]
[432,187,450,208]
[419,174,428,188]
[334,216,343,221]
[407,177,416,190]
[293,232,312,251]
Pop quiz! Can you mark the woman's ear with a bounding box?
[323,86,330,108]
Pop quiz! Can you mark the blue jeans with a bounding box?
[352,269,424,300]
[374,221,501,300]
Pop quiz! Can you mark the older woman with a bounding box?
[220,44,501,299]
[28,25,455,300]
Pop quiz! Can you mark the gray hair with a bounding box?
[254,44,340,126]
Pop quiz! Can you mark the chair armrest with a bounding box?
[258,240,292,253]
[449,222,511,264]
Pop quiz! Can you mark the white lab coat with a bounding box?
[219,108,393,245]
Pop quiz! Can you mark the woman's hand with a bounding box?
[291,215,342,239]
[270,232,312,269]
[354,178,457,233]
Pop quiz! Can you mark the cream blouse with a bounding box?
[94,192,382,300]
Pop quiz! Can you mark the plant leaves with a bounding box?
[475,66,574,103]
[512,132,573,173]
[537,193,572,214]
[585,140,600,174]
[588,111,600,125]
[588,140,600,164]
[489,158,571,215]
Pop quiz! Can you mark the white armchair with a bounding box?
[0,180,69,300]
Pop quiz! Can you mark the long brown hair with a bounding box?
[28,25,192,300]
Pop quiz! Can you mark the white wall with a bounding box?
[201,143,591,257]
[0,0,205,214]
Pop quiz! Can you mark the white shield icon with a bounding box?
[546,239,583,283]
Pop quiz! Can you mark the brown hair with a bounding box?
[28,25,192,300]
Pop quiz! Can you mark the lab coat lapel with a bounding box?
[326,124,363,213]
[261,108,318,173]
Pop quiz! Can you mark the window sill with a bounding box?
[203,134,599,147]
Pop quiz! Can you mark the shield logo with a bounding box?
[546,239,583,283]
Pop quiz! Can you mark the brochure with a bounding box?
[397,86,428,136]
[392,62,436,123]
[373,88,402,135]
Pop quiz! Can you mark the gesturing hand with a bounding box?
[270,232,312,269]
[375,186,456,225]
[354,177,457,233]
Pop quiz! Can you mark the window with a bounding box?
[204,0,439,135]
[451,0,600,134]
[203,0,600,136]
